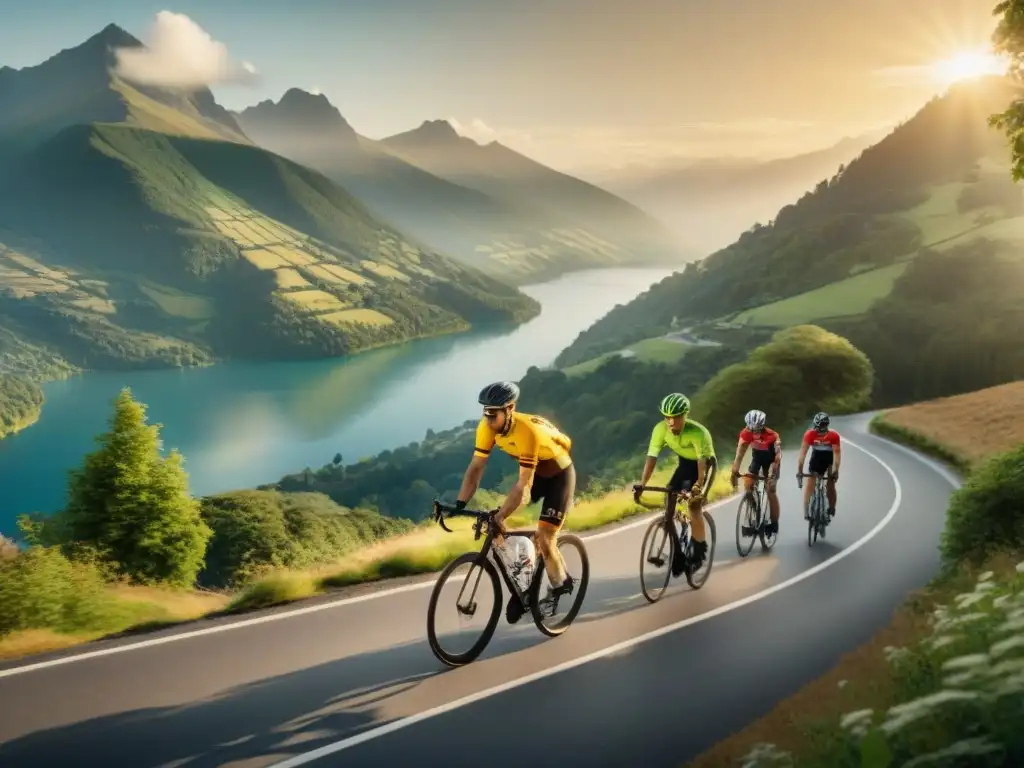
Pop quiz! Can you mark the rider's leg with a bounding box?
[536,463,575,588]
[826,474,837,515]
[802,471,814,519]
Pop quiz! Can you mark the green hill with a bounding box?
[555,76,1024,378]
[235,91,691,284]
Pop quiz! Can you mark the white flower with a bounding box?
[881,690,980,734]
[990,635,1024,659]
[901,737,1002,767]
[839,708,873,730]
[978,570,994,582]
[942,653,989,671]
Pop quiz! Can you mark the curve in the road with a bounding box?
[266,434,907,767]
[0,415,961,768]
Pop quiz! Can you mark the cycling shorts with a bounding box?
[532,463,575,528]
[748,447,777,477]
[669,455,717,494]
[808,451,834,476]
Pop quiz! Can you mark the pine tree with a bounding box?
[63,388,212,587]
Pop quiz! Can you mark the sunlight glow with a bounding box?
[932,49,1009,86]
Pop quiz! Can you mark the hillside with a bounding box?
[235,93,690,284]
[596,131,886,253]
[555,76,1024,404]
[0,122,539,375]
[0,24,248,167]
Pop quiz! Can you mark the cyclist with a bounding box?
[633,392,716,575]
[795,411,841,519]
[730,409,782,534]
[454,380,575,618]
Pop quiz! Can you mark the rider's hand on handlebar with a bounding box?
[632,483,643,503]
[729,468,739,489]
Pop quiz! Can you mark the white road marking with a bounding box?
[0,490,735,678]
[267,435,950,766]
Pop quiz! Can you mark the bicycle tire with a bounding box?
[807,484,823,546]
[735,492,758,558]
[686,511,717,590]
[530,533,590,636]
[426,552,502,667]
[640,516,674,603]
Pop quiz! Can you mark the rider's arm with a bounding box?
[773,433,783,472]
[796,431,810,473]
[457,420,495,504]
[638,422,665,487]
[832,433,842,476]
[695,422,714,494]
[732,434,750,474]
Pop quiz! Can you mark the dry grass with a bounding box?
[273,268,312,289]
[881,380,1024,467]
[281,290,343,311]
[320,308,394,326]
[107,584,229,618]
[271,246,315,266]
[321,264,368,284]
[304,264,346,284]
[242,248,291,270]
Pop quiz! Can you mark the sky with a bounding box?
[0,0,1007,173]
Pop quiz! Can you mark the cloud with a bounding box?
[448,116,531,145]
[113,11,259,91]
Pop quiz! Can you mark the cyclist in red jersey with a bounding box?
[795,411,841,519]
[730,409,782,534]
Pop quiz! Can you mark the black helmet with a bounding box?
[478,381,520,408]
[812,412,830,431]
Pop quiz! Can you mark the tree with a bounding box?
[63,388,211,587]
[990,0,1024,178]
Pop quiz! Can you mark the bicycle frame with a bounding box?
[432,501,540,608]
[798,471,832,524]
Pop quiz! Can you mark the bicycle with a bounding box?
[797,471,834,546]
[734,472,778,557]
[425,500,590,667]
[634,484,717,603]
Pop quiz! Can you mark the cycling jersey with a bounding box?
[803,428,840,452]
[647,418,715,461]
[474,411,573,475]
[739,427,780,452]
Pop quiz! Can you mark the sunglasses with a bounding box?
[483,408,504,420]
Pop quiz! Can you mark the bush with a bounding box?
[198,489,415,589]
[940,444,1024,568]
[0,545,114,636]
[692,324,874,440]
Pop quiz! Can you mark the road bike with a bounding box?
[425,500,590,667]
[734,472,778,557]
[634,484,717,603]
[797,471,834,546]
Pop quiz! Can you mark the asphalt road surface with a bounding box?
[0,414,961,767]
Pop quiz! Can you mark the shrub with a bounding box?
[0,545,113,636]
[940,444,1024,568]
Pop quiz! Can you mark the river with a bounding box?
[0,267,673,532]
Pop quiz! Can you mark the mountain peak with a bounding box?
[84,22,142,52]
[235,87,359,149]
[382,119,471,151]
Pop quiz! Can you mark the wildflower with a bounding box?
[941,653,989,671]
[978,570,994,582]
[901,737,1002,767]
[990,634,1024,659]
[881,690,980,734]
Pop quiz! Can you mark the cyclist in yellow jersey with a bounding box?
[454,381,575,618]
[633,392,717,574]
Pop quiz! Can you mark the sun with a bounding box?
[932,49,1009,86]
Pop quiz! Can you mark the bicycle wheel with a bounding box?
[426,552,502,667]
[640,516,674,603]
[807,486,822,547]
[686,511,717,590]
[735,492,758,557]
[529,533,590,637]
[759,488,778,552]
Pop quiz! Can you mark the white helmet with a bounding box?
[744,409,766,431]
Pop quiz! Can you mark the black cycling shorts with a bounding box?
[668,455,717,494]
[748,447,777,477]
[532,462,575,528]
[808,450,834,476]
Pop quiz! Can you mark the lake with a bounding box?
[0,266,673,532]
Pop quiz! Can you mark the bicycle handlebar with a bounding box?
[431,500,499,538]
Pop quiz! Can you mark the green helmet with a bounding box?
[659,392,690,417]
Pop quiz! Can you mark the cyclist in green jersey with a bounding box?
[633,392,717,573]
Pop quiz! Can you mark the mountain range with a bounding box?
[233,91,690,284]
[0,24,559,385]
[592,132,890,253]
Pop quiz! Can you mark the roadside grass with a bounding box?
[0,470,735,658]
[688,384,1024,767]
[562,335,691,376]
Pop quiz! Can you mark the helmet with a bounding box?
[745,409,767,431]
[659,393,691,418]
[478,381,520,408]
[812,412,831,431]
